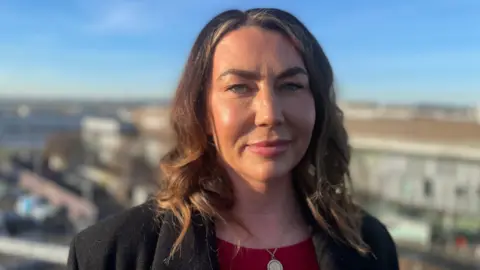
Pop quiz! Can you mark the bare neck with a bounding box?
[232,173,297,218]
[216,172,310,248]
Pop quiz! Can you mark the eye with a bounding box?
[226,84,250,94]
[280,82,304,92]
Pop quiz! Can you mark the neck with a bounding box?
[216,170,309,248]
[231,173,297,217]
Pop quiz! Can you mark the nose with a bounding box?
[253,84,285,127]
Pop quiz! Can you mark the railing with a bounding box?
[0,237,69,265]
[18,170,98,222]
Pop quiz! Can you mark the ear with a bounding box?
[206,117,218,150]
[206,114,214,136]
[204,88,214,136]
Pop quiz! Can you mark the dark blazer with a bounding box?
[67,200,399,270]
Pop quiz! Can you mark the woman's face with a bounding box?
[208,26,316,182]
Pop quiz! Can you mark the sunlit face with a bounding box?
[208,26,316,183]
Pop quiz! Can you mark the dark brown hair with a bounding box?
[157,8,368,258]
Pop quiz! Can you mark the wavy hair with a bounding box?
[157,8,368,259]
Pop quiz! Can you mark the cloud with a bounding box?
[82,0,162,35]
[80,0,241,36]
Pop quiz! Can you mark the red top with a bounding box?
[216,237,319,270]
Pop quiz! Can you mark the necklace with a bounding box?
[265,248,283,270]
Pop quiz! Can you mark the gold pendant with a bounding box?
[267,259,283,270]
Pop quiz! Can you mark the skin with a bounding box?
[208,26,316,248]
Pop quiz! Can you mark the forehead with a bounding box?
[212,26,305,76]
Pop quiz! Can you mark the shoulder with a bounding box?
[67,199,162,269]
[361,211,399,269]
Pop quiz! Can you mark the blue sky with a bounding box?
[0,0,479,105]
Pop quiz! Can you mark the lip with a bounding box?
[247,139,291,157]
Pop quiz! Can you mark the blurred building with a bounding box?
[38,110,174,210]
[128,106,174,167]
[340,102,479,123]
[344,103,480,265]
[476,105,480,123]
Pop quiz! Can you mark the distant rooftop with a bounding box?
[340,101,479,123]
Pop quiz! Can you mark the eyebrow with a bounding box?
[217,66,308,81]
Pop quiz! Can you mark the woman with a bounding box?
[68,8,399,270]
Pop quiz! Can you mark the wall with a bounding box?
[350,149,480,215]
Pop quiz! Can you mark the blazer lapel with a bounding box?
[312,230,373,270]
[152,211,220,270]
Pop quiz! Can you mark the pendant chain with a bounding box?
[265,247,278,259]
[266,248,283,270]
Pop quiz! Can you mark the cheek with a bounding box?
[305,101,316,132]
[288,95,316,135]
[210,100,245,145]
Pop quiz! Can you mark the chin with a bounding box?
[246,160,293,182]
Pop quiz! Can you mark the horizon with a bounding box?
[1,0,479,105]
[0,95,478,109]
